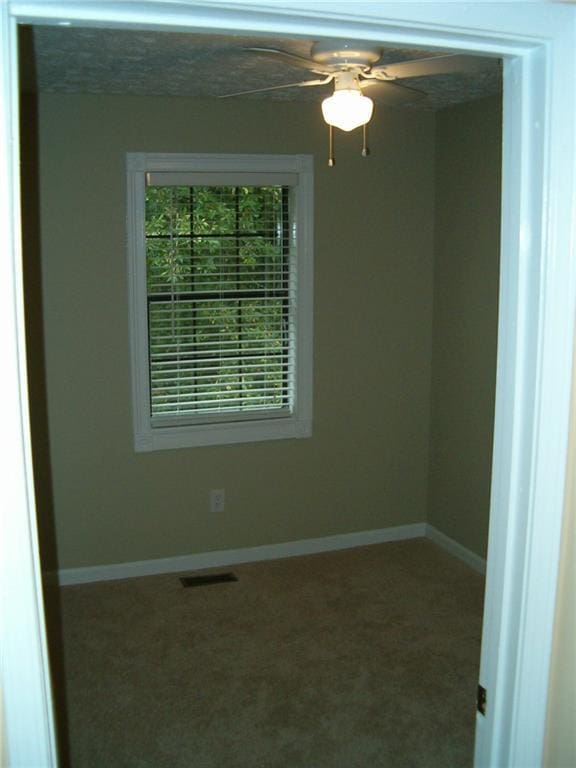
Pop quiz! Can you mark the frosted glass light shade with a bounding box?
[321,90,374,132]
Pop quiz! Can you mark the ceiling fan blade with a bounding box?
[373,54,495,80]
[243,47,331,74]
[360,79,427,106]
[219,77,332,99]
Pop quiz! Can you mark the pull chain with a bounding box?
[362,124,370,157]
[328,124,335,167]
[327,123,372,164]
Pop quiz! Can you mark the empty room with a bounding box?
[5,3,576,768]
[21,20,502,768]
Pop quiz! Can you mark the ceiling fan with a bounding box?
[220,40,496,164]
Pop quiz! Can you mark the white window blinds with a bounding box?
[145,183,295,425]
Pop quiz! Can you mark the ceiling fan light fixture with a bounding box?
[321,89,374,132]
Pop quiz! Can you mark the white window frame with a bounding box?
[127,152,314,451]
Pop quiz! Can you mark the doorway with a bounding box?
[2,4,575,768]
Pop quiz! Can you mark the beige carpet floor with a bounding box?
[57,538,484,767]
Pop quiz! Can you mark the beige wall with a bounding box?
[35,94,436,569]
[544,332,576,766]
[427,96,502,559]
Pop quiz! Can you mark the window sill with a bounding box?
[134,416,312,451]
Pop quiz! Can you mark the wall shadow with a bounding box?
[19,25,71,768]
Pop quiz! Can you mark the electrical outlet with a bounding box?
[210,489,225,513]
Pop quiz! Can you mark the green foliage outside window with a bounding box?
[145,185,290,417]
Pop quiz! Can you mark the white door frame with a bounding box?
[2,2,575,766]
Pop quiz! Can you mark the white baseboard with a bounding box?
[57,522,487,586]
[57,523,426,586]
[426,524,487,574]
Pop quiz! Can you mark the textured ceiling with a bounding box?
[27,27,502,111]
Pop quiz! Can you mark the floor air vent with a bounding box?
[180,572,238,588]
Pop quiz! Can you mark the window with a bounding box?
[127,153,313,450]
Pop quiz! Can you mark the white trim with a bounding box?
[476,30,576,768]
[0,6,57,768]
[3,2,576,768]
[58,523,426,586]
[426,525,487,575]
[126,151,314,451]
